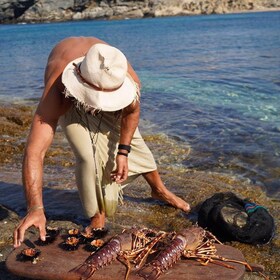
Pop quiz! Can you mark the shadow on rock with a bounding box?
[0,181,88,226]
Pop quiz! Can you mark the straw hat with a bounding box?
[62,43,138,112]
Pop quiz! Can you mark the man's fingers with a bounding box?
[110,171,117,181]
[13,212,46,248]
[111,171,124,182]
[13,218,26,247]
[13,227,20,248]
[39,224,46,241]
[115,170,128,183]
[13,224,28,248]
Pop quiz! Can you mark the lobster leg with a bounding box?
[199,258,235,269]
[186,254,253,271]
[134,232,167,269]
[117,253,132,280]
[212,256,253,271]
[205,231,223,244]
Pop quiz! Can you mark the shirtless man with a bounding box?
[13,37,190,248]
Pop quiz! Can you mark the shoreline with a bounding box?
[225,7,280,14]
[1,7,280,25]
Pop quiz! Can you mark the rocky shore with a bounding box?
[0,102,280,279]
[1,0,280,24]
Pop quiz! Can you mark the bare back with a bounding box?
[40,37,104,117]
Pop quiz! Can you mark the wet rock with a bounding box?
[0,103,74,166]
[0,104,32,164]
[0,102,279,279]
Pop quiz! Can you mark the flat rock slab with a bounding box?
[6,234,246,280]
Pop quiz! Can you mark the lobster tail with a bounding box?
[70,262,97,280]
[138,235,186,280]
[69,238,122,279]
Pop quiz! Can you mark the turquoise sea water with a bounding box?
[1,12,280,198]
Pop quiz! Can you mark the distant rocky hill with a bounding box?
[1,0,280,23]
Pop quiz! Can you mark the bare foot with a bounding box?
[151,189,190,212]
[85,212,106,233]
[143,170,191,212]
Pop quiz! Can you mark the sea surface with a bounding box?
[1,11,280,198]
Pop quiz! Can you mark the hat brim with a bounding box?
[62,57,137,112]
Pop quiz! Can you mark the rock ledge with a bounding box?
[1,0,280,24]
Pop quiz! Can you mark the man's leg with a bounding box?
[143,170,190,212]
[59,107,106,229]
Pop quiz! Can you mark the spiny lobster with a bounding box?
[70,227,166,280]
[138,225,254,280]
[70,225,264,280]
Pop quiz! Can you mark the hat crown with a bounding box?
[80,44,128,90]
[61,43,137,112]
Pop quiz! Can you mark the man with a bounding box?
[13,37,190,248]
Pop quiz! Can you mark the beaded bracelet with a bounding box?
[118,144,131,153]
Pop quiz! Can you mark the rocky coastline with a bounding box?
[1,0,280,24]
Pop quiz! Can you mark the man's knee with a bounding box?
[75,150,94,166]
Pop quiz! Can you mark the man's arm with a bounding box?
[111,100,140,184]
[13,113,56,247]
[13,80,71,247]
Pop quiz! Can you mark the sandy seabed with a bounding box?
[0,103,279,280]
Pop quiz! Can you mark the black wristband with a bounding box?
[118,144,131,153]
[117,151,128,157]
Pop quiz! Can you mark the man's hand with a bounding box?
[110,154,128,184]
[13,209,46,248]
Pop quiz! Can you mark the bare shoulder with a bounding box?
[45,37,106,83]
[48,37,106,63]
[34,37,109,122]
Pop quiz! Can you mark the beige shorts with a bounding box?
[59,106,157,218]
